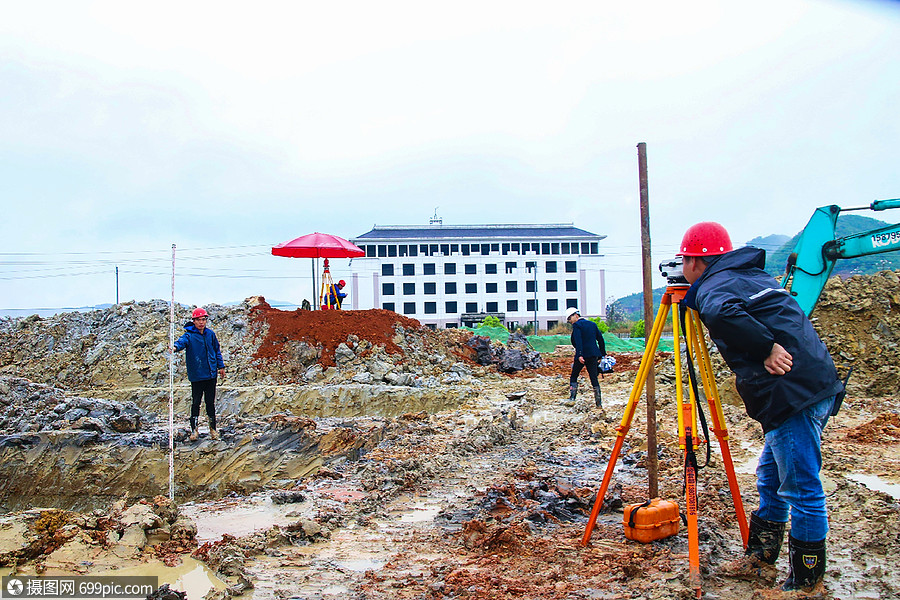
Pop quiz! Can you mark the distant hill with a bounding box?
[609,213,900,322]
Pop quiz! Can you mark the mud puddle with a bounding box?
[94,559,225,599]
[180,493,311,543]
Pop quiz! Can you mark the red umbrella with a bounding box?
[272,233,365,308]
[272,232,365,259]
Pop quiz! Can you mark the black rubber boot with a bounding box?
[593,387,602,408]
[189,416,199,441]
[746,510,786,565]
[568,384,577,401]
[782,535,826,591]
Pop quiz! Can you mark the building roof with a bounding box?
[353,223,605,241]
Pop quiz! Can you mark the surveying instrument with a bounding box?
[319,258,342,310]
[580,256,750,599]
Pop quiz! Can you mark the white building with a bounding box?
[347,221,607,330]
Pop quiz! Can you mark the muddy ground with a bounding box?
[1,274,899,599]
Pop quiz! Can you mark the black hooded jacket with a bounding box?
[683,247,842,432]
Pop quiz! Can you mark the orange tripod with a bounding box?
[319,259,342,310]
[580,284,749,599]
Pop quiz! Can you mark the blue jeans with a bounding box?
[755,395,834,543]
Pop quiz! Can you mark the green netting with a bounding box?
[462,326,673,353]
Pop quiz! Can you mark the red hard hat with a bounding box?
[678,222,733,256]
[191,307,209,319]
[338,280,346,287]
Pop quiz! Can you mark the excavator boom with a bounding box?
[782,199,900,316]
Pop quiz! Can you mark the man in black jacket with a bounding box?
[679,222,842,592]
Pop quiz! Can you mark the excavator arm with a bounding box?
[782,199,900,316]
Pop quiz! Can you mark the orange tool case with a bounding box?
[623,498,680,543]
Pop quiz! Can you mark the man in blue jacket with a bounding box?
[679,222,842,592]
[173,307,226,441]
[566,307,607,408]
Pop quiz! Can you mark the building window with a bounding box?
[505,261,516,274]
[566,280,578,291]
[424,302,437,314]
[382,264,394,276]
[399,245,408,257]
[445,263,457,275]
[561,243,570,254]
[480,244,490,255]
[591,243,598,254]
[491,243,499,252]
[545,261,557,273]
[403,263,415,276]
[450,244,459,254]
[565,261,577,273]
[366,246,375,257]
[403,283,416,295]
[485,263,497,275]
[527,299,537,312]
[581,242,590,254]
[465,264,477,274]
[382,283,395,295]
[404,302,416,315]
[388,245,397,257]
[409,245,418,257]
[420,244,429,255]
[430,244,438,255]
[424,282,436,295]
[541,243,550,255]
[546,280,558,292]
[507,300,518,312]
[502,243,510,255]
[547,299,559,311]
[526,280,536,293]
[440,244,449,256]
[446,301,458,314]
[552,243,560,254]
[486,282,497,293]
[445,282,457,294]
[462,244,470,256]
[378,245,387,257]
[424,263,436,275]
[486,302,498,312]
[511,243,520,254]
[566,299,578,309]
[547,319,558,329]
[383,302,395,311]
[506,281,517,293]
[465,302,478,313]
[465,283,478,294]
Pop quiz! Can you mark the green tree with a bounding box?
[477,315,503,329]
[630,319,645,338]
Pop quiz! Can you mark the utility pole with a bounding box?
[638,142,659,498]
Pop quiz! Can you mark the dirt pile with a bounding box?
[0,496,196,572]
[814,270,900,396]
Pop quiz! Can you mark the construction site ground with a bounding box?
[0,272,899,599]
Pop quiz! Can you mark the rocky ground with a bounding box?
[0,274,899,599]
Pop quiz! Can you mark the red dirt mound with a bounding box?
[250,301,423,367]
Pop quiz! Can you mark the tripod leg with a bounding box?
[688,309,750,546]
[580,298,671,546]
[673,301,702,598]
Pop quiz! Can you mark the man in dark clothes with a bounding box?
[680,221,842,592]
[173,307,226,441]
[566,307,607,408]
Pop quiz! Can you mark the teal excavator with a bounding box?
[782,198,900,316]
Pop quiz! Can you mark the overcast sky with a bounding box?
[1,0,898,314]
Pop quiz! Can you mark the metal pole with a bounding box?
[168,244,176,502]
[115,266,119,305]
[533,262,538,332]
[638,142,659,498]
